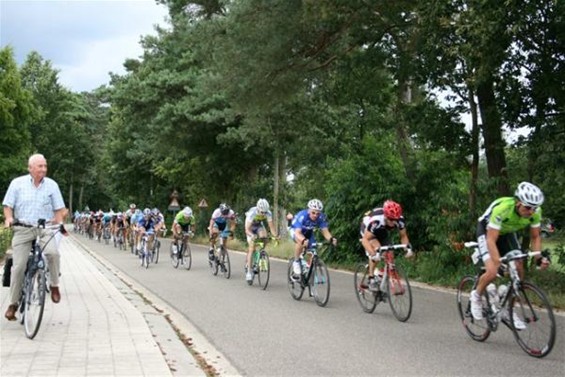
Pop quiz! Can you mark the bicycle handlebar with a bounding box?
[12,219,67,234]
[464,242,541,262]
[501,250,541,262]
[376,244,409,253]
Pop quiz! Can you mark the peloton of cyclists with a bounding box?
[289,199,337,279]
[244,199,279,282]
[360,200,414,291]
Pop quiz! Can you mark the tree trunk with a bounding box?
[468,87,479,220]
[477,76,509,195]
[396,79,415,181]
[68,182,74,215]
[273,150,280,233]
[78,184,84,211]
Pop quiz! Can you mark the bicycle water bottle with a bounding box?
[301,259,308,274]
[487,283,499,309]
[498,284,508,300]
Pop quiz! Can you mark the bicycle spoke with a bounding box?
[354,264,378,313]
[24,268,47,339]
[510,282,556,358]
[456,275,491,342]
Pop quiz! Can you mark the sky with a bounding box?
[0,0,169,92]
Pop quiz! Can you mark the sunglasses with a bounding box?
[522,204,538,211]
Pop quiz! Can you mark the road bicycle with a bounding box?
[138,230,156,269]
[113,226,126,250]
[457,242,556,358]
[209,230,231,279]
[102,223,111,245]
[354,244,413,322]
[246,237,276,289]
[170,230,193,270]
[287,241,331,307]
[13,219,67,339]
[153,230,162,264]
[130,228,141,255]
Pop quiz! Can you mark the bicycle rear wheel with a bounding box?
[220,248,231,279]
[287,259,304,300]
[257,251,270,290]
[311,258,330,307]
[456,275,491,342]
[170,243,180,268]
[24,268,47,339]
[509,281,556,358]
[354,264,378,313]
[386,265,412,322]
[182,243,192,270]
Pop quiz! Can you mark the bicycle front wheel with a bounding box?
[457,275,490,342]
[386,265,412,322]
[310,258,330,307]
[354,264,378,313]
[287,259,304,300]
[509,281,556,358]
[182,243,192,270]
[220,248,231,279]
[170,243,180,268]
[257,251,270,290]
[154,240,160,264]
[24,268,47,339]
[209,249,219,276]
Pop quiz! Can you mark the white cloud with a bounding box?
[1,0,169,92]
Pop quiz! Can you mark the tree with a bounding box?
[0,46,33,192]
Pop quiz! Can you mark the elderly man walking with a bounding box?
[3,153,67,321]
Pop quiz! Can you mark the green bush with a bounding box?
[0,227,13,260]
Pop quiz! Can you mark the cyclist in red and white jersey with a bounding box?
[360,200,413,291]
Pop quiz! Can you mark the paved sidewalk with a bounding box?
[0,235,206,376]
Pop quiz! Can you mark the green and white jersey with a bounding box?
[478,197,541,234]
[174,211,195,226]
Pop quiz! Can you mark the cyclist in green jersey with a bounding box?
[172,207,196,248]
[470,182,550,322]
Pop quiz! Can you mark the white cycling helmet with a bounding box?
[182,206,193,217]
[307,198,323,211]
[256,198,269,213]
[143,208,151,216]
[515,181,544,207]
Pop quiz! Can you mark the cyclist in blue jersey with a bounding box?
[244,199,279,282]
[136,208,156,254]
[208,203,237,260]
[470,182,549,323]
[290,199,337,278]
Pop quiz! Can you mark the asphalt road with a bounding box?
[73,233,565,376]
